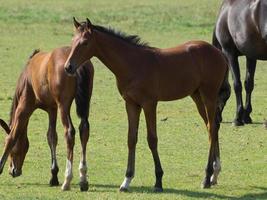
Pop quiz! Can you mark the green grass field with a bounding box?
[0,0,266,199]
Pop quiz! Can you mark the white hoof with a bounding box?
[61,183,71,191]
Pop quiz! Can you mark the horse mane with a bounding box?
[79,22,152,49]
[9,49,40,126]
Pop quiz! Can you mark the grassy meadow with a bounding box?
[0,0,266,199]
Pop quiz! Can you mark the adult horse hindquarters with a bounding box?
[0,46,94,191]
[65,18,230,191]
[213,0,267,126]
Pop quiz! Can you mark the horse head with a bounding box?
[0,118,28,177]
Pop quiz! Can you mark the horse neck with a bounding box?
[93,30,149,80]
[9,89,19,127]
[9,71,28,127]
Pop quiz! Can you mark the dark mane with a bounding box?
[80,22,152,49]
[9,49,39,126]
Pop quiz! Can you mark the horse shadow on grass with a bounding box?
[90,184,267,199]
[1,182,267,199]
[222,121,265,126]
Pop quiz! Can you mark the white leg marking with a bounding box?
[211,157,221,185]
[79,161,87,183]
[120,176,133,190]
[61,159,73,191]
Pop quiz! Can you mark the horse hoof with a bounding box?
[49,178,59,186]
[61,184,71,191]
[210,180,217,185]
[80,181,89,192]
[232,119,244,126]
[154,187,163,192]
[201,179,211,189]
[243,116,252,124]
[119,186,128,192]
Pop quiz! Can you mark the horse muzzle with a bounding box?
[64,63,76,75]
[9,168,22,178]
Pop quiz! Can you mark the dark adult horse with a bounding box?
[0,46,94,191]
[64,18,230,191]
[213,0,267,126]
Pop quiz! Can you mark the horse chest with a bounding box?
[117,79,156,104]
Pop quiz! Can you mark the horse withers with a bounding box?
[0,46,94,191]
[64,18,230,191]
[213,0,267,126]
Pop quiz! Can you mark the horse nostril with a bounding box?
[65,64,74,74]
[10,168,22,177]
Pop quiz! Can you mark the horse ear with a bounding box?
[73,17,81,29]
[0,119,10,135]
[86,18,92,29]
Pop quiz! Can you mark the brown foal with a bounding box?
[64,18,230,191]
[0,46,94,191]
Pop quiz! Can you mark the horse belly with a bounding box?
[157,75,199,101]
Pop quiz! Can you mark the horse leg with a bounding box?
[200,94,221,188]
[59,105,75,191]
[47,108,59,186]
[119,101,141,192]
[143,102,164,192]
[0,102,33,174]
[78,118,89,191]
[243,57,256,124]
[192,91,221,187]
[224,51,244,126]
[191,91,208,125]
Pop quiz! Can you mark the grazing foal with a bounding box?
[0,46,94,191]
[214,0,267,126]
[65,18,230,191]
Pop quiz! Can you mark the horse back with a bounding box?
[154,41,227,101]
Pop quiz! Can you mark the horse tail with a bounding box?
[75,61,94,120]
[217,62,231,123]
[212,26,231,123]
[212,27,222,51]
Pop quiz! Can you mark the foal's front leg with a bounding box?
[143,102,164,192]
[120,101,141,192]
[47,109,59,186]
[59,105,75,191]
[78,118,90,191]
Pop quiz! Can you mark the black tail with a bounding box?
[212,27,222,50]
[217,64,231,123]
[75,61,94,119]
[213,26,231,123]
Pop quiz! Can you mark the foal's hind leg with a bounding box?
[191,91,208,125]
[47,108,59,186]
[199,93,221,188]
[243,57,257,124]
[192,92,221,187]
[59,104,75,191]
[78,118,89,191]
